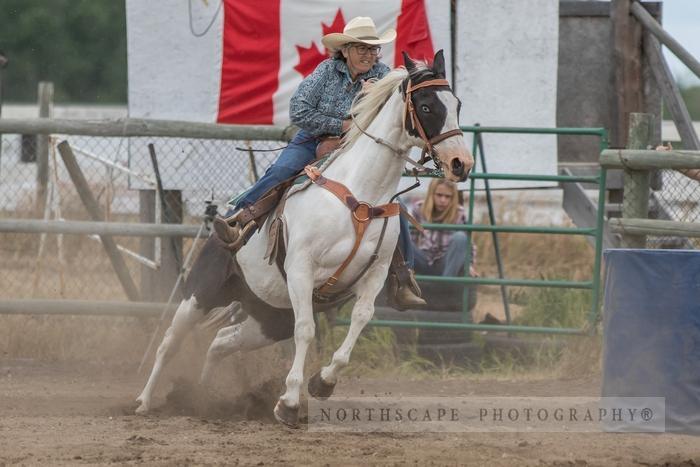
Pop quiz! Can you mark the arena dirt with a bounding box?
[1,356,698,466]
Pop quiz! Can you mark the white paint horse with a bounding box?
[136,50,474,426]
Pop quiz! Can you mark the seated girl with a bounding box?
[409,179,477,311]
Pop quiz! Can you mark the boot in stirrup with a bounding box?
[213,211,257,252]
[388,249,427,310]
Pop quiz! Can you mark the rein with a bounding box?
[350,112,427,172]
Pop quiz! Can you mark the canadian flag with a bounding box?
[127,0,451,125]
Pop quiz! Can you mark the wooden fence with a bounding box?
[601,114,700,246]
[0,119,293,315]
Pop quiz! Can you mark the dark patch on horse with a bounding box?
[243,297,295,342]
[184,236,239,311]
[183,235,295,342]
[400,50,452,141]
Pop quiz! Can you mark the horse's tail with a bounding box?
[198,300,246,331]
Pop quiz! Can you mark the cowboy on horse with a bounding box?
[136,15,473,426]
[213,16,426,309]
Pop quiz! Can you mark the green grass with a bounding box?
[513,286,591,329]
[316,309,437,376]
[315,285,600,379]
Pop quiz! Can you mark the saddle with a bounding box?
[230,134,340,239]
[230,157,328,239]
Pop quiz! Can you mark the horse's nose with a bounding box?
[451,157,464,177]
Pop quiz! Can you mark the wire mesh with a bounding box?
[647,167,700,249]
[0,132,284,300]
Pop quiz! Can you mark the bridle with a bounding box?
[351,77,463,172]
[404,78,464,168]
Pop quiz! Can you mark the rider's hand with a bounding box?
[341,119,352,133]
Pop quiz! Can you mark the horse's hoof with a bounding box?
[307,371,336,400]
[274,400,300,428]
[135,399,149,415]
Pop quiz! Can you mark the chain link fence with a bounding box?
[649,168,700,249]
[615,166,700,250]
[0,128,285,301]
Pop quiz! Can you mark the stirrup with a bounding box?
[213,210,242,238]
[212,214,237,243]
[212,211,257,252]
[227,220,258,251]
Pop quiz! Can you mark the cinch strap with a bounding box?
[304,165,400,294]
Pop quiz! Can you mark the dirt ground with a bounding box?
[1,357,698,467]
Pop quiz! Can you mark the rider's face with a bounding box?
[342,43,379,80]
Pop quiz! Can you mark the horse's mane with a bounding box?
[341,62,428,151]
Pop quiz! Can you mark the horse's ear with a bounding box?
[432,49,446,78]
[402,51,417,75]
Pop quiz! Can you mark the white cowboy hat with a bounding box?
[321,16,397,52]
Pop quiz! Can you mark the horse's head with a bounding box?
[401,50,474,183]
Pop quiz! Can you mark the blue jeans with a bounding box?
[413,231,470,277]
[234,129,415,266]
[235,129,319,209]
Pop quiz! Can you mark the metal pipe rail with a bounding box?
[0,219,203,238]
[335,318,584,335]
[416,275,593,289]
[420,223,596,235]
[0,117,296,141]
[469,173,600,184]
[0,299,175,317]
[460,126,607,137]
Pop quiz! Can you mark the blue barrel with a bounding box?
[602,249,700,434]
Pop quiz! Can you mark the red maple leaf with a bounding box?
[294,9,346,77]
[294,43,328,77]
[322,9,345,38]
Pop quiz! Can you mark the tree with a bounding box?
[0,0,126,103]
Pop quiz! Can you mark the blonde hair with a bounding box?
[421,178,460,224]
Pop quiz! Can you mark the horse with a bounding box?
[135,50,474,427]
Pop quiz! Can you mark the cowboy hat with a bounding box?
[321,16,396,51]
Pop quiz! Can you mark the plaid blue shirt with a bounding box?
[289,58,391,137]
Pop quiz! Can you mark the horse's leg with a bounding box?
[136,296,203,414]
[309,264,389,399]
[199,315,279,386]
[275,261,316,427]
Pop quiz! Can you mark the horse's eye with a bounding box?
[421,105,430,113]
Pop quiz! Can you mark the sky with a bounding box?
[662,0,700,87]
